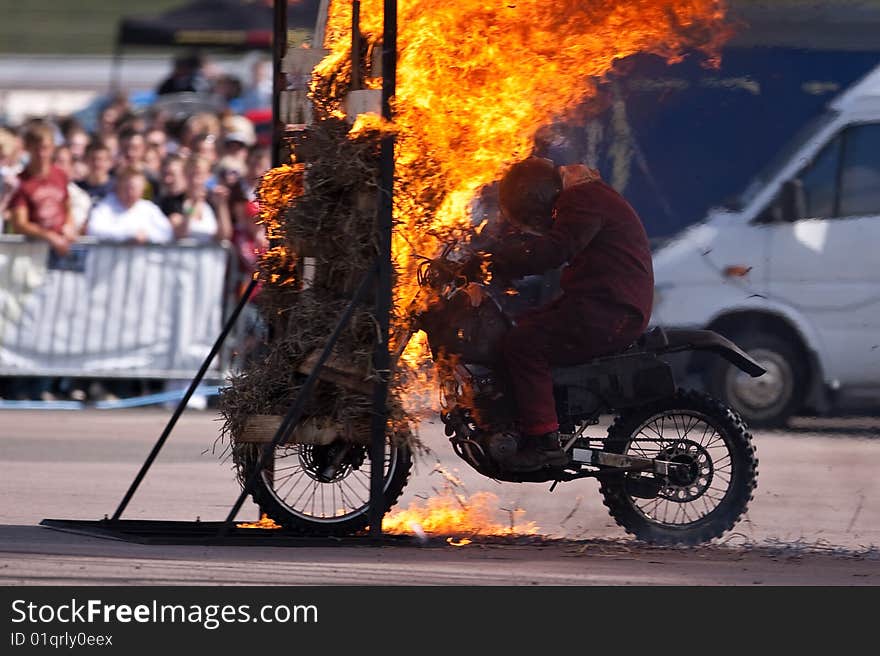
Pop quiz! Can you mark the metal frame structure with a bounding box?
[42,0,401,545]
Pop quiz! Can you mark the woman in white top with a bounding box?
[169,155,232,243]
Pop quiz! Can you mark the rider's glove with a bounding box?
[459,253,489,282]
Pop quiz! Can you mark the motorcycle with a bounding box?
[237,243,764,546]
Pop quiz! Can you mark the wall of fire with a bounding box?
[281,1,880,242]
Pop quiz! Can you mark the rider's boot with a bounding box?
[504,431,568,472]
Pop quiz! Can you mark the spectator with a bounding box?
[77,140,115,205]
[100,132,119,165]
[216,155,245,199]
[157,153,186,212]
[220,113,256,170]
[116,127,159,199]
[146,127,170,159]
[116,126,146,169]
[232,174,267,288]
[232,145,270,288]
[143,146,163,183]
[6,121,77,400]
[118,114,150,137]
[85,167,172,244]
[52,145,92,234]
[214,74,244,107]
[190,133,220,170]
[0,127,23,232]
[64,124,90,160]
[237,55,272,112]
[239,144,271,205]
[167,156,232,243]
[178,112,222,154]
[156,52,212,96]
[8,120,76,256]
[147,108,173,140]
[95,97,128,144]
[213,156,244,233]
[62,123,91,181]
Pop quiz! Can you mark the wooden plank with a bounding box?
[296,350,373,395]
[235,415,340,445]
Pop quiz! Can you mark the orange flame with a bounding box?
[236,513,282,530]
[315,1,734,401]
[381,465,539,539]
[255,162,306,285]
[382,490,539,539]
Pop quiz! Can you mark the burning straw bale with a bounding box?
[218,115,420,472]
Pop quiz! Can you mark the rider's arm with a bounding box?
[489,184,605,279]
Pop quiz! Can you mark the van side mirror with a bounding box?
[778,178,806,222]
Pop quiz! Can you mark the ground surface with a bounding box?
[0,409,878,585]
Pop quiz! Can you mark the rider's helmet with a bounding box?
[498,156,562,234]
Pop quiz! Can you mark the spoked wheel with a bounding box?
[599,390,758,546]
[238,430,413,537]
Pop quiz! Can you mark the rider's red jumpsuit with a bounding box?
[490,179,655,436]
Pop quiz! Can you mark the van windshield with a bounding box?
[725,110,839,210]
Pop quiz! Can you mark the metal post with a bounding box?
[272,0,288,167]
[314,0,330,47]
[351,1,361,91]
[219,262,378,535]
[111,277,259,521]
[368,0,397,540]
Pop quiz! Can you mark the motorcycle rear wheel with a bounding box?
[599,390,758,546]
[237,431,413,537]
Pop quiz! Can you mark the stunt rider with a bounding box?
[470,157,655,471]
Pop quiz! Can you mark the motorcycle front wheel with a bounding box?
[599,390,758,546]
[236,430,413,537]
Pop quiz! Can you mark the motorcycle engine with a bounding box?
[440,363,517,432]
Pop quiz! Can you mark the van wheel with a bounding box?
[706,330,805,429]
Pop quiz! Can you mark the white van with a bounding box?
[650,63,880,427]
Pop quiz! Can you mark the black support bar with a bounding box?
[272,0,288,167]
[368,0,397,540]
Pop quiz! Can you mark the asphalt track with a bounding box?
[1,409,878,585]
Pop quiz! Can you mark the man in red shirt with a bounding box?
[476,157,655,471]
[9,121,76,255]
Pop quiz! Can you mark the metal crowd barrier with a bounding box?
[0,236,247,392]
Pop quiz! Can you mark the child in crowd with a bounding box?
[77,140,115,205]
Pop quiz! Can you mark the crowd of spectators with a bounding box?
[0,52,273,403]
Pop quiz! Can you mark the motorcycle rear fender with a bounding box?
[651,328,767,378]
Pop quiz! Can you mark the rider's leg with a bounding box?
[500,300,644,470]
[502,318,559,437]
